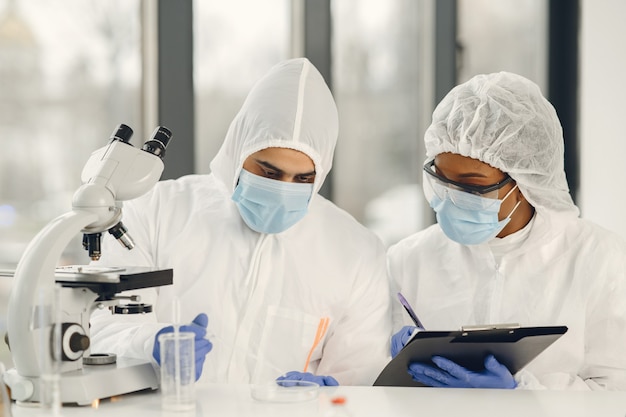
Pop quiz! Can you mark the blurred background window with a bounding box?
[457,0,547,89]
[193,0,290,174]
[0,0,551,268]
[331,0,428,247]
[0,0,141,369]
[0,0,142,269]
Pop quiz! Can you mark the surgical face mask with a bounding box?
[232,168,313,234]
[429,183,521,245]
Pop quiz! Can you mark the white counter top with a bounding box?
[8,384,626,417]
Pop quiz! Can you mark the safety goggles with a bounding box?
[423,159,513,202]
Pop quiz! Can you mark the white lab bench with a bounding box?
[7,384,626,417]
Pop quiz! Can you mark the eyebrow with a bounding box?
[456,172,491,178]
[436,164,488,179]
[434,162,494,180]
[255,159,316,177]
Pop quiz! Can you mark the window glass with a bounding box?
[0,0,141,368]
[0,0,142,269]
[193,0,290,174]
[457,0,548,88]
[331,0,428,247]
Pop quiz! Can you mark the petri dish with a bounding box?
[250,380,319,403]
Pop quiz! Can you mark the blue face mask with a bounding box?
[232,169,313,234]
[429,184,520,245]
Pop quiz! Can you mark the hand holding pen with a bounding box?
[391,293,424,358]
[397,292,425,330]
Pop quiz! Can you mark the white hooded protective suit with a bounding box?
[90,58,392,385]
[388,72,626,390]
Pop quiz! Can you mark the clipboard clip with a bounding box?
[460,323,521,332]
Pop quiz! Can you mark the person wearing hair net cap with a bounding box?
[88,58,392,386]
[388,72,626,390]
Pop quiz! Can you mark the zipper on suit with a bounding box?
[226,234,268,381]
[488,258,505,322]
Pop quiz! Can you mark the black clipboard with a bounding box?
[374,324,568,387]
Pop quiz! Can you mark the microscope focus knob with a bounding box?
[61,323,89,361]
[69,332,90,353]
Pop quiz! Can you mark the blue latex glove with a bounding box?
[152,313,213,381]
[407,354,517,389]
[276,371,339,386]
[391,325,417,358]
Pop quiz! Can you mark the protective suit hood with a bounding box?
[210,58,338,203]
[424,71,579,217]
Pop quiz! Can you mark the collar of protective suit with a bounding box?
[480,209,576,258]
[209,58,338,204]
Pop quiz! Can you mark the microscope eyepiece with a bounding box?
[110,123,134,144]
[142,126,172,159]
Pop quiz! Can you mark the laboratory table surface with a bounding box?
[7,384,626,417]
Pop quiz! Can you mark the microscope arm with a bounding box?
[7,210,97,377]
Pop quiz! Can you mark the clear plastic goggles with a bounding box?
[423,159,513,209]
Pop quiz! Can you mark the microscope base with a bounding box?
[7,357,159,406]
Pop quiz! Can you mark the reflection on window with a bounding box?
[332,0,427,247]
[193,0,289,173]
[0,0,142,269]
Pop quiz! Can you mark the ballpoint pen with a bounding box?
[397,292,425,330]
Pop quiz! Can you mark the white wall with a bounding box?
[579,0,626,239]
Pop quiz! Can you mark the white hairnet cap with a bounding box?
[424,71,579,216]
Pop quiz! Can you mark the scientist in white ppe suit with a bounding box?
[90,58,392,386]
[389,72,626,390]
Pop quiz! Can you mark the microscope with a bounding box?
[3,124,174,405]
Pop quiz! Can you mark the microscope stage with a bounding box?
[55,266,173,298]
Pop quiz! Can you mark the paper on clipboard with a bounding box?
[374,325,568,387]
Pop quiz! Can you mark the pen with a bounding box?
[397,292,425,330]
